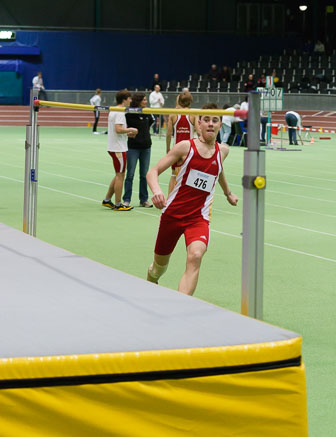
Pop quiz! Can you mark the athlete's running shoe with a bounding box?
[102,200,115,209]
[147,268,158,284]
[114,203,134,211]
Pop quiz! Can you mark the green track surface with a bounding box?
[1,126,336,435]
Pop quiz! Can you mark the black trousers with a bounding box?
[93,109,100,132]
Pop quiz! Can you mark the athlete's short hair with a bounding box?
[200,103,219,119]
[130,92,146,108]
[202,103,218,110]
[177,91,193,108]
[116,89,132,104]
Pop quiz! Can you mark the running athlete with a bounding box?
[146,104,238,296]
[166,91,196,195]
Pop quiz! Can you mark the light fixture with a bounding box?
[0,31,16,41]
[299,5,308,11]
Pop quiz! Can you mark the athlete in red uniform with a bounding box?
[166,92,196,195]
[147,104,238,296]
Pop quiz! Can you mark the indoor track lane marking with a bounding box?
[210,229,336,263]
[212,207,336,237]
[1,175,335,264]
[226,172,336,192]
[226,170,336,184]
[220,182,336,204]
[262,203,336,219]
[2,161,336,219]
[213,204,336,220]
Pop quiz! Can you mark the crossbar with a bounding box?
[34,100,248,119]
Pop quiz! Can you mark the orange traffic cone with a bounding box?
[310,136,315,145]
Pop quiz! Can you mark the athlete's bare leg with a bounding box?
[107,172,125,204]
[147,253,171,284]
[178,240,207,296]
[105,177,115,201]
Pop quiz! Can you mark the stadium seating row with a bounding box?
[131,51,336,95]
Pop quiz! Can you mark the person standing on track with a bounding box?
[285,110,301,145]
[166,91,196,195]
[149,84,164,135]
[220,103,240,144]
[146,103,238,296]
[102,90,138,211]
[32,72,48,101]
[90,88,103,134]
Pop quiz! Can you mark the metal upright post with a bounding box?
[241,92,266,319]
[23,89,40,236]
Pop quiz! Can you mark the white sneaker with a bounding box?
[93,132,100,135]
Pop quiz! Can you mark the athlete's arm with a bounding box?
[115,124,138,137]
[147,141,190,209]
[166,115,175,153]
[217,144,238,206]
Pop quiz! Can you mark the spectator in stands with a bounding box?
[123,92,155,208]
[285,110,301,145]
[150,73,161,91]
[303,39,314,54]
[257,74,266,88]
[220,66,231,82]
[208,64,221,82]
[244,74,256,92]
[314,40,325,53]
[32,72,47,101]
[90,88,103,134]
[149,84,165,135]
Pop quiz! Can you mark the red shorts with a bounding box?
[108,151,127,173]
[154,215,210,256]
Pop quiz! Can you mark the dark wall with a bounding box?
[10,30,299,104]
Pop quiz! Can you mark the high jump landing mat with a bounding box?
[0,223,308,436]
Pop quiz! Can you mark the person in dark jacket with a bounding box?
[123,92,155,208]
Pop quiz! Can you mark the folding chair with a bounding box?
[231,121,247,146]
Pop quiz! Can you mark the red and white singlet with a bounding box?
[163,139,222,222]
[173,115,194,144]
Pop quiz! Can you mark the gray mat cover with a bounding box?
[0,224,299,358]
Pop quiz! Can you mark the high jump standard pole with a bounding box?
[23,89,40,236]
[241,91,266,319]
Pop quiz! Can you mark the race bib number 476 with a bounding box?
[186,169,216,193]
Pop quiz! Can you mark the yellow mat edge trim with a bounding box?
[0,337,301,380]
